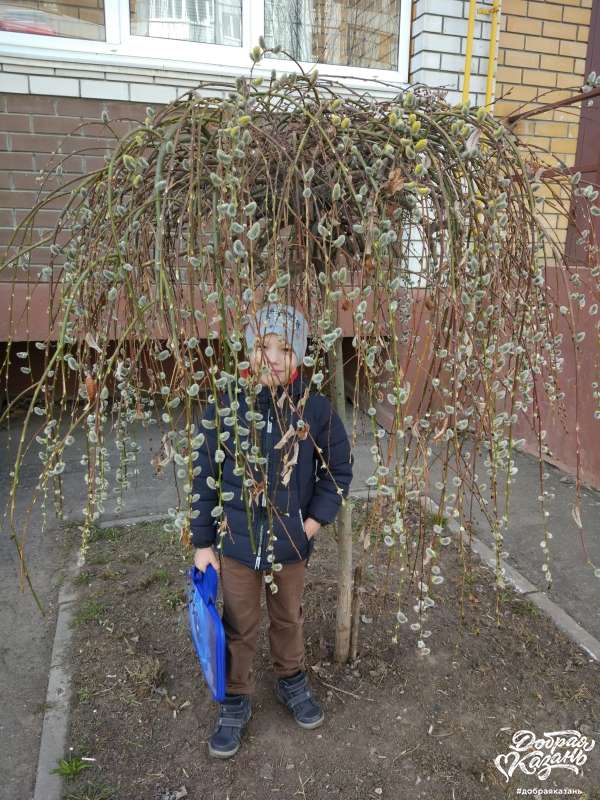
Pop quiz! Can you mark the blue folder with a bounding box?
[187,564,226,702]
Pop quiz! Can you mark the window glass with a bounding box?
[0,0,105,40]
[130,0,242,45]
[264,0,401,70]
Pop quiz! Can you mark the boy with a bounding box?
[191,303,353,758]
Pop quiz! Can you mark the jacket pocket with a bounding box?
[299,507,315,557]
[298,507,307,540]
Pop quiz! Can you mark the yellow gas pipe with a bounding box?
[463,0,502,108]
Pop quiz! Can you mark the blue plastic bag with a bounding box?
[187,563,226,702]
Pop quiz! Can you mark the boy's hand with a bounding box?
[194,545,220,573]
[303,517,321,540]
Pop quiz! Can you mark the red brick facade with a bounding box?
[1,94,150,286]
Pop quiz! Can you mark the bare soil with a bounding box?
[61,500,600,800]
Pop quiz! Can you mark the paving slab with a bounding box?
[1,403,599,798]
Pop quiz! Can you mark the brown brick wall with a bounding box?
[496,1,600,488]
[0,95,150,283]
[495,0,592,246]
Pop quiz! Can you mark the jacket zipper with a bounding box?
[254,520,264,569]
[254,406,272,570]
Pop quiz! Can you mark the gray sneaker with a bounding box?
[208,693,252,758]
[275,670,324,729]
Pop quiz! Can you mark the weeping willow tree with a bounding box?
[2,43,599,663]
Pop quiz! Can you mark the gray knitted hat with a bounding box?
[244,303,308,366]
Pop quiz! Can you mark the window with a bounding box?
[131,0,242,45]
[264,0,402,71]
[0,0,411,81]
[0,0,105,40]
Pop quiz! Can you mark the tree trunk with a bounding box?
[330,336,353,663]
[349,563,362,661]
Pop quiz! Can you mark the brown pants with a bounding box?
[218,553,307,695]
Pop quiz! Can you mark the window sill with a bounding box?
[0,41,408,87]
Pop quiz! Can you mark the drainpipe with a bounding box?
[480,1,502,108]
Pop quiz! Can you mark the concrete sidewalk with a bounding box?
[424,438,600,643]
[1,404,599,799]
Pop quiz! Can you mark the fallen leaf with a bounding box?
[297,421,310,441]
[433,418,448,441]
[384,166,405,195]
[274,424,296,450]
[152,435,173,475]
[85,332,102,352]
[250,479,266,507]
[466,127,481,151]
[85,373,97,403]
[280,441,299,486]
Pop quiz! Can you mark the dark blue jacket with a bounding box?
[190,373,353,571]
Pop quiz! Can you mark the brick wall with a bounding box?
[0,94,150,284]
[1,0,495,294]
[494,0,600,489]
[1,2,593,309]
[495,0,592,246]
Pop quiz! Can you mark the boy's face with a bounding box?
[249,332,298,387]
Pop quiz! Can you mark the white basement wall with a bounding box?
[410,0,494,107]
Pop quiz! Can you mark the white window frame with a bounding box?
[0,0,412,82]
